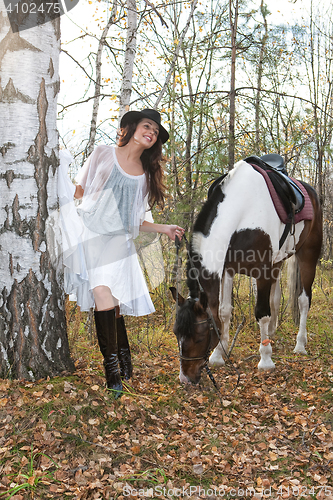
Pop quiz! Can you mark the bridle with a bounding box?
[174,235,223,393]
[177,316,214,362]
[177,314,221,392]
[175,234,225,358]
[174,234,240,395]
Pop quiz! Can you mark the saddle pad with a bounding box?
[251,164,313,224]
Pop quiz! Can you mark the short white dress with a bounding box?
[51,145,157,316]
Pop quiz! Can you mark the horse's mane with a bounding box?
[186,178,226,297]
[193,182,225,237]
[186,245,200,299]
[175,299,196,339]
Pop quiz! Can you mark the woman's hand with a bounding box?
[140,221,184,241]
[164,225,185,242]
[74,185,84,199]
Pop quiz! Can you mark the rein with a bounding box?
[174,235,240,397]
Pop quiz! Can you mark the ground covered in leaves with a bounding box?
[0,269,332,499]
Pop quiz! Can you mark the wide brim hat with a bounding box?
[120,108,169,144]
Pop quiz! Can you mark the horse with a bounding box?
[170,158,322,385]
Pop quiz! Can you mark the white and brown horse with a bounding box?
[171,160,322,384]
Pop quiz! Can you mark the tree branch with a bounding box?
[154,0,198,109]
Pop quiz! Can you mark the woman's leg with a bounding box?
[93,285,118,311]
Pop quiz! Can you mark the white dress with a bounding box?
[50,145,157,316]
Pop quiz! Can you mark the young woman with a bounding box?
[63,109,184,397]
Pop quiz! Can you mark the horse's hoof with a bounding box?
[293,346,307,355]
[258,361,275,371]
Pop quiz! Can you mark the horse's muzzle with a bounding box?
[179,361,205,385]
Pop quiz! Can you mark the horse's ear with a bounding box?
[169,286,185,306]
[199,290,208,310]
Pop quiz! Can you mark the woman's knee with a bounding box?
[93,286,116,310]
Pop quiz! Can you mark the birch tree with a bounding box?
[254,0,268,153]
[0,3,74,379]
[86,0,118,157]
[228,0,238,170]
[118,0,137,122]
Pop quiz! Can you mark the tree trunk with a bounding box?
[118,0,137,121]
[86,0,118,157]
[255,0,268,153]
[228,0,238,170]
[0,4,74,380]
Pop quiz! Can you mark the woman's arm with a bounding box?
[140,220,184,241]
[74,185,84,199]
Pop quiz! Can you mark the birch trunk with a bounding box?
[255,0,268,152]
[118,0,137,122]
[228,0,238,170]
[0,3,74,379]
[86,0,118,156]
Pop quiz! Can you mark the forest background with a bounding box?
[58,0,333,260]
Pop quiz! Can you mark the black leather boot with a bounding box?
[94,309,123,398]
[116,315,133,380]
[94,310,106,357]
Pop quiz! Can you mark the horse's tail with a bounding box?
[287,254,301,325]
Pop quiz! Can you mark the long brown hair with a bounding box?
[117,121,166,209]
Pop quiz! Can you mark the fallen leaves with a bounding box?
[0,310,332,499]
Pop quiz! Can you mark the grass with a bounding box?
[0,446,60,499]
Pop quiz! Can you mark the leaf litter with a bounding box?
[0,279,332,500]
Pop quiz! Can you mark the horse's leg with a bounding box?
[268,267,282,338]
[209,271,233,367]
[293,250,317,355]
[293,288,309,354]
[256,276,275,370]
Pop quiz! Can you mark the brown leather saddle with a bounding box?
[244,154,304,214]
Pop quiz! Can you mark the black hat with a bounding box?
[120,108,169,144]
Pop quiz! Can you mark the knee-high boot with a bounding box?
[116,315,133,380]
[94,309,122,398]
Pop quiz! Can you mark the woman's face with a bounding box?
[133,119,159,148]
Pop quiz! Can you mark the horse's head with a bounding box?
[170,286,213,384]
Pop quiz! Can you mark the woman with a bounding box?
[62,109,184,397]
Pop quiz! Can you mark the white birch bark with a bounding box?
[86,0,118,156]
[255,0,268,152]
[0,2,74,379]
[228,0,238,170]
[118,0,137,122]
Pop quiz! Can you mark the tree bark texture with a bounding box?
[86,0,118,157]
[255,0,268,153]
[118,0,137,122]
[228,0,238,170]
[0,3,74,380]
